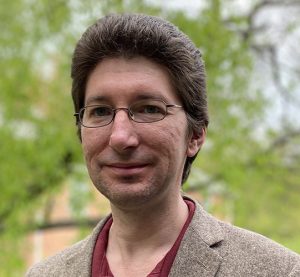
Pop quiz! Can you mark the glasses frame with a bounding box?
[74,99,182,128]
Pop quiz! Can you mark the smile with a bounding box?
[104,163,149,176]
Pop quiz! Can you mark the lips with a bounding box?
[104,162,149,176]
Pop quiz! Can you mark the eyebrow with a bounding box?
[134,93,167,102]
[85,93,168,106]
[85,95,108,106]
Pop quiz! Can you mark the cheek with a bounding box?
[168,116,189,145]
[149,121,188,158]
[81,129,107,162]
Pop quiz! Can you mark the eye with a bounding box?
[88,106,112,117]
[140,105,161,114]
[132,100,165,115]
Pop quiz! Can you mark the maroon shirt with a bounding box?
[91,199,195,277]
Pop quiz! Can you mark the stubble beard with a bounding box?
[93,174,169,210]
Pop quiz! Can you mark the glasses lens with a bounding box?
[82,105,113,127]
[130,100,166,123]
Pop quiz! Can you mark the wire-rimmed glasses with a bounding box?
[74,99,182,128]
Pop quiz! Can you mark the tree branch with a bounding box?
[268,129,300,150]
[223,0,300,40]
[31,217,102,231]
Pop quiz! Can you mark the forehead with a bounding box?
[84,56,181,105]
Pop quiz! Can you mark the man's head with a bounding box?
[71,13,208,184]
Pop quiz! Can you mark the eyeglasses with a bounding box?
[74,99,182,128]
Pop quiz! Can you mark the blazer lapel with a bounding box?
[65,216,110,277]
[60,200,225,276]
[169,199,226,277]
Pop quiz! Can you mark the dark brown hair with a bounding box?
[71,13,209,184]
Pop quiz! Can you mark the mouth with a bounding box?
[104,163,149,176]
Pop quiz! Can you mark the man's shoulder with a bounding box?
[25,236,91,277]
[220,219,299,258]
[191,198,299,258]
[185,199,300,276]
[25,217,109,277]
[218,220,300,275]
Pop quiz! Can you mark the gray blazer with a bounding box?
[26,199,300,276]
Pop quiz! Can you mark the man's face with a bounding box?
[81,56,202,209]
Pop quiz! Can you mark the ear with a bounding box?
[186,128,206,157]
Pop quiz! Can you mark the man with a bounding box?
[27,13,300,277]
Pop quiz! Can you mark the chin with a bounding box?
[94,179,164,209]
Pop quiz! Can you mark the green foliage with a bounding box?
[0,0,82,274]
[1,0,299,275]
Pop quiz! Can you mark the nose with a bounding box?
[109,109,139,153]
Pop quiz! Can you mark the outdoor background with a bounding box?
[1,0,300,276]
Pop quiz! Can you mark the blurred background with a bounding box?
[1,0,300,275]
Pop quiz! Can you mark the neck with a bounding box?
[107,194,188,258]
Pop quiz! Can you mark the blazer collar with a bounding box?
[64,197,225,277]
[169,198,226,277]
